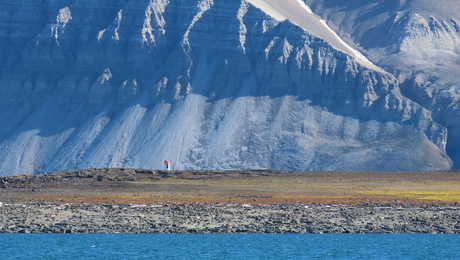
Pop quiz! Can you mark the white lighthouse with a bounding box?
[163,160,172,171]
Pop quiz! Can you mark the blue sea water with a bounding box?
[0,234,459,259]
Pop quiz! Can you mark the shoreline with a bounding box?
[1,202,459,234]
[1,168,460,234]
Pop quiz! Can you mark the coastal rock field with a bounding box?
[1,168,460,234]
[1,203,459,234]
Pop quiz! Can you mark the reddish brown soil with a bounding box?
[1,169,460,205]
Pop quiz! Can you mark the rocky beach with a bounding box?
[1,169,460,234]
[1,203,459,234]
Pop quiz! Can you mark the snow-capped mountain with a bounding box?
[0,0,455,175]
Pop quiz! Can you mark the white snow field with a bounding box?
[0,0,455,175]
[246,0,384,72]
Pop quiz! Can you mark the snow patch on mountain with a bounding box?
[237,1,249,53]
[142,0,169,45]
[246,0,383,72]
[51,7,72,45]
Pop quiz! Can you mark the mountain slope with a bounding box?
[0,0,452,175]
[307,0,460,167]
[247,0,383,72]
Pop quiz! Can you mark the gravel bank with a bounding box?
[1,203,459,234]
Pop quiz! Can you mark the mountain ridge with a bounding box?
[306,0,460,167]
[0,0,453,175]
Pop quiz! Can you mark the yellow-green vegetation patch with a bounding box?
[271,194,356,200]
[357,190,460,202]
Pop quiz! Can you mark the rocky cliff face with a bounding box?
[307,0,460,168]
[0,0,452,175]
